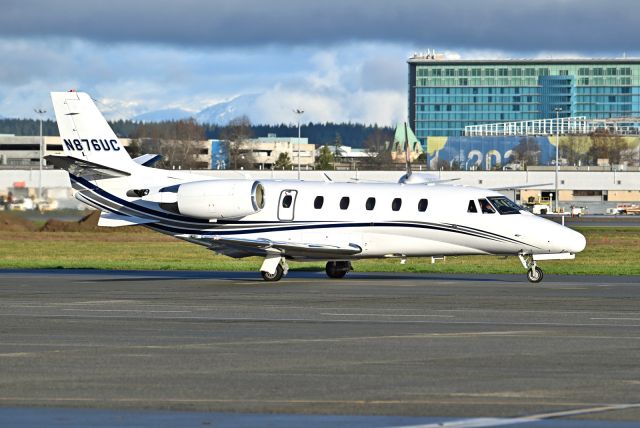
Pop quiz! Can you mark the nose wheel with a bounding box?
[519,253,544,284]
[526,266,543,283]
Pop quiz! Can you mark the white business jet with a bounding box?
[46,91,586,283]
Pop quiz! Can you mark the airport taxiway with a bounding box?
[0,269,639,426]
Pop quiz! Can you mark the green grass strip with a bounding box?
[0,227,638,276]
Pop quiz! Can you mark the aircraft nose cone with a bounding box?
[565,228,586,253]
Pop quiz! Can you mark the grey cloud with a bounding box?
[360,58,406,92]
[1,0,639,52]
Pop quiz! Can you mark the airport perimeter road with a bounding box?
[0,270,639,424]
[543,215,640,227]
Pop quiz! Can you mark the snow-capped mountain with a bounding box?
[129,94,260,125]
[194,94,259,125]
[133,108,196,122]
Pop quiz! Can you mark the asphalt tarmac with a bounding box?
[0,269,639,427]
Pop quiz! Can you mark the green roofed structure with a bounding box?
[391,122,423,153]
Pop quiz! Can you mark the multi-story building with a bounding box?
[408,54,640,140]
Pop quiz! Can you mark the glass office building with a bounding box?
[408,56,640,139]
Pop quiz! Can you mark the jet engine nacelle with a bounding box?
[175,180,265,219]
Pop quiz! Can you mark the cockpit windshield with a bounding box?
[486,196,521,215]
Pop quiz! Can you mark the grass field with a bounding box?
[1,227,638,275]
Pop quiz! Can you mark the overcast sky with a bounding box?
[1,0,638,124]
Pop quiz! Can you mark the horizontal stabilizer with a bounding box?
[45,155,131,180]
[133,154,163,166]
[98,211,158,227]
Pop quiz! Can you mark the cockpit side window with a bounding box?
[478,198,495,214]
[467,200,478,213]
[487,196,521,215]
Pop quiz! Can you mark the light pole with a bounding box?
[294,108,304,180]
[554,107,562,213]
[34,108,47,201]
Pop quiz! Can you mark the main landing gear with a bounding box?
[519,253,543,283]
[260,255,289,282]
[260,264,285,281]
[259,257,353,281]
[326,261,352,279]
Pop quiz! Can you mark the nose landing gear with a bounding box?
[526,265,543,283]
[519,253,544,283]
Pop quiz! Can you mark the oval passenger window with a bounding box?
[340,197,350,210]
[366,197,376,210]
[392,198,402,211]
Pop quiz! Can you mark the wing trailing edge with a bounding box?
[177,234,363,258]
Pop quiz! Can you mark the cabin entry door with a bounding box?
[277,190,297,221]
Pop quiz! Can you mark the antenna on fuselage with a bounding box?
[404,121,412,179]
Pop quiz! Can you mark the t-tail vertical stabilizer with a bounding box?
[50,91,137,174]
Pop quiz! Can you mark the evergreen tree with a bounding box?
[273,152,292,170]
[315,145,334,170]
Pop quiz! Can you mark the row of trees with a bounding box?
[4,117,638,170]
[127,119,206,169]
[511,131,636,169]
[432,130,638,171]
[115,120,640,171]
[0,118,391,149]
[563,131,634,166]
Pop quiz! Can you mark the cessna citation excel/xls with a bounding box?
[46,91,586,283]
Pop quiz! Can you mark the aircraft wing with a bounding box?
[491,182,553,191]
[178,234,363,258]
[45,155,131,180]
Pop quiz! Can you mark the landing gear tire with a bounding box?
[527,266,543,283]
[326,261,351,279]
[261,264,284,282]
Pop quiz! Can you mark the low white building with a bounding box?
[241,134,315,169]
[0,135,212,169]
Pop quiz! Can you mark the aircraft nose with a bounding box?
[564,228,586,253]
